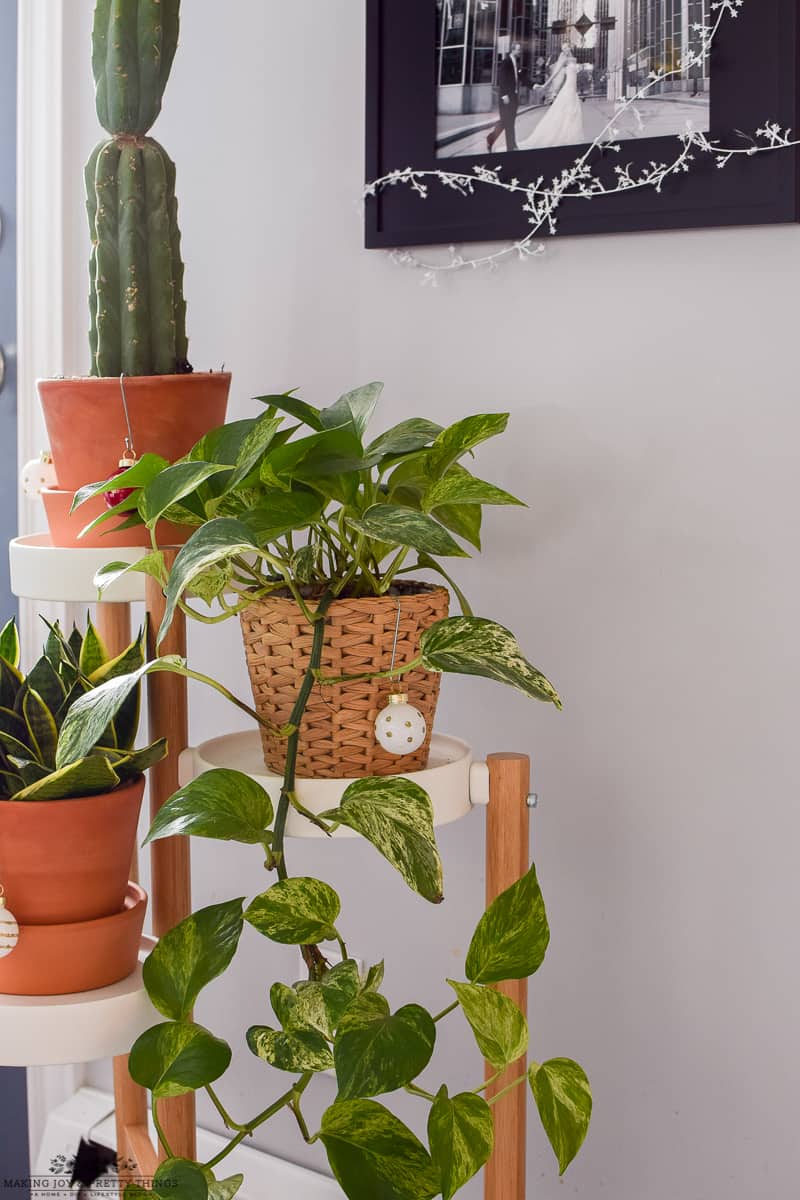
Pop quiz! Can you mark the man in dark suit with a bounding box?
[487,42,521,153]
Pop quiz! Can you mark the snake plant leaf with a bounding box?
[97,737,168,777]
[140,462,232,528]
[321,777,443,904]
[465,862,550,984]
[0,618,20,668]
[334,995,436,1101]
[0,730,37,764]
[203,1170,244,1200]
[150,1159,209,1200]
[367,418,443,460]
[246,1025,334,1073]
[25,656,67,718]
[145,768,274,846]
[255,390,324,430]
[129,1021,232,1098]
[143,898,245,1021]
[320,1099,440,1200]
[71,452,170,513]
[22,689,58,767]
[529,1058,592,1175]
[0,658,23,709]
[88,624,146,684]
[426,413,509,478]
[11,754,120,801]
[158,519,262,642]
[11,760,50,788]
[320,382,383,437]
[67,626,83,662]
[56,656,185,767]
[423,472,524,512]
[427,1086,494,1200]
[347,505,469,558]
[420,617,562,708]
[79,619,109,677]
[447,980,528,1068]
[245,877,341,945]
[94,552,167,597]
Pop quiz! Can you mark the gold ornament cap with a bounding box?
[388,692,409,705]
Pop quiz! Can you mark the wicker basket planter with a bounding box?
[240,583,449,779]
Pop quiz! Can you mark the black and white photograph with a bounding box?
[436,1,711,157]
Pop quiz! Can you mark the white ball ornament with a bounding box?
[21,451,57,500]
[375,693,427,756]
[0,887,19,959]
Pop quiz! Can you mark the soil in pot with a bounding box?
[39,371,231,491]
[0,883,147,996]
[240,582,449,780]
[0,776,144,925]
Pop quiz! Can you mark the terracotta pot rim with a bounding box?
[0,773,144,810]
[15,882,147,934]
[38,372,231,386]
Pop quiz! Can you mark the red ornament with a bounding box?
[104,451,138,509]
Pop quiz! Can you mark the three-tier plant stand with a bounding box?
[4,535,534,1200]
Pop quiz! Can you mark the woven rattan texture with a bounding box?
[240,586,450,779]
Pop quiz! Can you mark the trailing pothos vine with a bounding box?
[55,385,590,1200]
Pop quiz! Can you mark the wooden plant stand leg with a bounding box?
[484,753,531,1200]
[146,560,196,1162]
[95,601,151,1190]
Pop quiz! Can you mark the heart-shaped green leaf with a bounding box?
[428,1086,494,1200]
[71,452,169,513]
[529,1058,592,1175]
[145,769,274,846]
[150,1158,209,1200]
[448,980,528,1067]
[420,617,562,707]
[158,519,262,642]
[204,1170,244,1200]
[11,754,120,801]
[143,899,245,1021]
[335,994,436,1100]
[245,877,340,945]
[367,419,442,459]
[129,1021,232,1098]
[247,1024,334,1073]
[322,776,443,904]
[466,863,550,984]
[284,959,362,1039]
[426,413,509,478]
[320,382,383,436]
[423,472,524,511]
[140,462,232,527]
[320,1099,440,1200]
[255,391,324,430]
[348,506,468,558]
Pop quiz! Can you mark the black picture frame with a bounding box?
[365,0,800,248]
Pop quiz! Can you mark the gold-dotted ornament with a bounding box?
[374,692,427,756]
[0,885,20,959]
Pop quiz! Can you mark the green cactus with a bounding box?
[86,0,190,378]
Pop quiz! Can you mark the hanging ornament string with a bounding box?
[0,884,20,959]
[374,601,428,756]
[104,374,141,509]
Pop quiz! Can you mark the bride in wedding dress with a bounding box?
[523,44,585,150]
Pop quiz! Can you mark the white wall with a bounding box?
[53,4,800,1197]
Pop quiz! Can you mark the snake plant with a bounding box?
[0,617,166,801]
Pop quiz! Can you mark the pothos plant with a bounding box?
[55,384,591,1198]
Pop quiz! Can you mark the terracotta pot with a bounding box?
[42,487,193,550]
[240,583,450,779]
[38,372,231,491]
[0,777,144,925]
[0,883,147,996]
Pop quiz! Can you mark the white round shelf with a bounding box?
[0,939,158,1067]
[180,732,484,839]
[9,534,148,603]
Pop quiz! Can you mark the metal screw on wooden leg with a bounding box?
[526,793,539,808]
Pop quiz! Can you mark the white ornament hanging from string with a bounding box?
[0,885,20,959]
[374,602,427,756]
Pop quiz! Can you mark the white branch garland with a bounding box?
[364,0,799,280]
